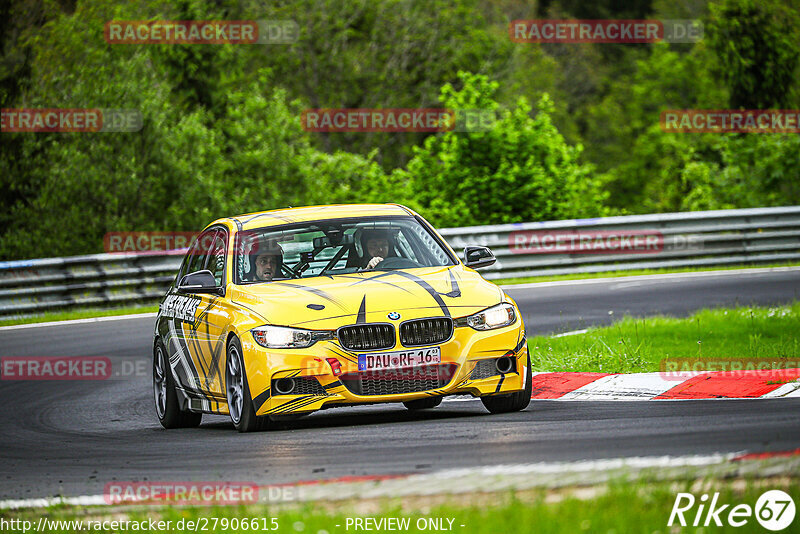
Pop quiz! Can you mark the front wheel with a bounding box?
[226,336,270,432]
[480,353,532,414]
[153,339,202,429]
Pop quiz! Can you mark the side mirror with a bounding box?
[178,270,222,295]
[463,246,496,269]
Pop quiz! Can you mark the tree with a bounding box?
[707,0,800,109]
[397,72,610,227]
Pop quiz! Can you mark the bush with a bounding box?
[397,72,610,227]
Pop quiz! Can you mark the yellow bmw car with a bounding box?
[153,204,530,432]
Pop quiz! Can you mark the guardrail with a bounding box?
[1,206,799,318]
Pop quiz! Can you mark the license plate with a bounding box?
[358,347,441,371]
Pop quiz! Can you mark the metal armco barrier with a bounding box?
[1,206,799,318]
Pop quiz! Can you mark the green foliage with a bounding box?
[2,0,799,260]
[707,0,800,108]
[398,72,609,227]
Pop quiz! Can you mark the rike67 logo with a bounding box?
[669,490,796,531]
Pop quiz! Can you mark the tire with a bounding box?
[403,397,443,411]
[225,336,271,432]
[153,339,202,429]
[480,352,532,414]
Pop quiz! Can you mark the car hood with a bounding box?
[229,265,504,329]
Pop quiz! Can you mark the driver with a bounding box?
[360,229,393,270]
[250,239,283,281]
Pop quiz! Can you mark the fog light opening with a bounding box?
[274,377,296,395]
[495,356,514,374]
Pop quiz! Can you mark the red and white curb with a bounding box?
[2,450,799,510]
[521,369,800,401]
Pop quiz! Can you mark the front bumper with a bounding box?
[240,321,528,417]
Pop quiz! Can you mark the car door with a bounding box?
[159,229,216,401]
[182,228,230,404]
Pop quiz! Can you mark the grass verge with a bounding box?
[2,478,796,533]
[0,305,158,327]
[494,261,800,286]
[529,301,800,373]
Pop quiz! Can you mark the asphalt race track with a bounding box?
[1,268,799,500]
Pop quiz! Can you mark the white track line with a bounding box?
[551,328,590,338]
[0,494,106,510]
[501,266,800,290]
[0,312,157,331]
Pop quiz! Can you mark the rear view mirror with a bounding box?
[313,236,331,248]
[313,233,355,248]
[463,246,496,269]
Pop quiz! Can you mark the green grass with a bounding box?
[529,302,800,373]
[0,305,158,327]
[494,261,800,286]
[3,479,796,533]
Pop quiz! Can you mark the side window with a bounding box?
[182,230,217,280]
[206,231,227,286]
[395,231,419,263]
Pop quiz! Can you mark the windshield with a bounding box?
[235,216,455,283]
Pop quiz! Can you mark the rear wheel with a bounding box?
[403,397,443,411]
[480,353,532,414]
[153,339,202,429]
[226,336,270,432]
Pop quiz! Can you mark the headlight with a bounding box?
[457,303,516,330]
[251,325,332,349]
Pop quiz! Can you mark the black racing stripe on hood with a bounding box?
[343,273,416,294]
[271,281,348,311]
[362,279,416,293]
[384,271,452,317]
[346,270,451,317]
